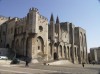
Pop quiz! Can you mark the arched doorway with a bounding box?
[64,46,67,59]
[60,45,62,57]
[54,43,58,60]
[6,44,10,48]
[15,39,19,53]
[11,40,14,49]
[54,43,57,52]
[14,39,19,56]
[21,38,24,56]
[75,47,77,57]
[83,49,84,59]
[49,43,52,57]
[67,46,69,58]
[54,52,58,60]
[37,36,44,53]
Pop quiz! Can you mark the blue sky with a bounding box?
[0,0,100,52]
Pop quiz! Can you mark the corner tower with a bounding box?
[27,8,39,34]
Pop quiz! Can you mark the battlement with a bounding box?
[17,17,27,22]
[29,7,39,13]
[28,7,48,21]
[40,15,48,21]
[0,15,8,20]
[0,15,9,25]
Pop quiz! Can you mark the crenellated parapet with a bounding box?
[29,7,39,13]
[0,15,8,20]
[28,7,48,21]
[0,15,9,25]
[39,15,48,21]
[16,17,27,25]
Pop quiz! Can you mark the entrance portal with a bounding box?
[37,36,44,53]
[64,46,67,59]
[54,52,58,60]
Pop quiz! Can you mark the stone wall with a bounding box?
[74,27,88,63]
[0,16,8,25]
[6,18,17,49]
[0,23,7,48]
[90,47,100,63]
[0,7,88,64]
[0,48,8,56]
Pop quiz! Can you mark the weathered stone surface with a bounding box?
[0,7,88,64]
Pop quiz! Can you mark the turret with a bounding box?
[55,16,61,42]
[50,14,54,21]
[27,7,39,33]
[56,16,59,24]
[50,14,55,41]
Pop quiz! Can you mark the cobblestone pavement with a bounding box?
[20,63,100,74]
[0,63,100,74]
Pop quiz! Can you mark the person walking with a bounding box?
[82,62,85,67]
[25,57,29,67]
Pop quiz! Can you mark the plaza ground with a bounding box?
[0,60,100,74]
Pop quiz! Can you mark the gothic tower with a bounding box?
[50,14,55,42]
[55,16,61,42]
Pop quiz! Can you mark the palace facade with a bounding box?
[0,8,88,64]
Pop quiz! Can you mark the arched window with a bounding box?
[75,47,77,57]
[21,38,24,49]
[49,43,52,56]
[83,49,84,59]
[60,45,62,57]
[16,39,19,50]
[84,34,86,46]
[80,32,83,46]
[37,36,44,53]
[64,46,67,58]
[67,46,69,57]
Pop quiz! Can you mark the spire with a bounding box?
[50,13,54,21]
[56,16,59,23]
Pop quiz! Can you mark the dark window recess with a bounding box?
[38,46,40,50]
[39,26,43,32]
[3,31,5,35]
